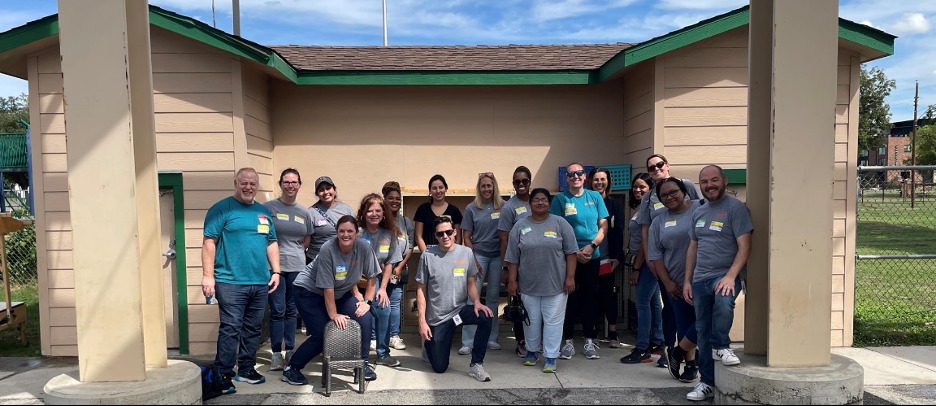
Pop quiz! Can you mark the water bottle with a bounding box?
[206,295,218,305]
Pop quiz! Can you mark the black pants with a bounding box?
[563,258,600,340]
[598,271,618,332]
[425,305,492,373]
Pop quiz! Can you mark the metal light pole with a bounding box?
[382,0,388,46]
[233,0,240,36]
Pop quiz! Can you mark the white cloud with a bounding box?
[887,13,931,35]
[656,0,746,11]
[530,0,638,23]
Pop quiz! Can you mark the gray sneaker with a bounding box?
[584,339,600,359]
[468,363,491,382]
[559,339,575,359]
[269,352,284,371]
[375,356,402,367]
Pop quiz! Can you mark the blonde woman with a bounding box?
[459,172,505,354]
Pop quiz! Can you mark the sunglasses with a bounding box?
[478,172,494,178]
[648,161,666,172]
[513,178,531,186]
[566,170,586,178]
[434,229,455,238]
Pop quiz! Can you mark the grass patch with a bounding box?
[0,282,41,357]
[855,195,936,347]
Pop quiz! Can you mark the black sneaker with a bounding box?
[280,366,308,386]
[234,367,266,384]
[680,361,699,383]
[666,346,685,381]
[650,342,667,355]
[375,356,402,367]
[220,374,236,394]
[620,348,652,364]
[363,363,377,381]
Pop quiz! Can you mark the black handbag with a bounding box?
[501,295,530,326]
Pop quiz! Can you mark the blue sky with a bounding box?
[1,0,933,122]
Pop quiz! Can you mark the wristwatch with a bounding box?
[589,242,598,249]
[364,299,373,305]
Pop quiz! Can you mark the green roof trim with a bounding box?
[598,6,750,82]
[0,5,895,87]
[295,70,597,85]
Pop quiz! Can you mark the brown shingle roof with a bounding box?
[269,44,633,71]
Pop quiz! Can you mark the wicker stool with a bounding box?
[322,319,366,396]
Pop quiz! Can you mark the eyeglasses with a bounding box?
[512,178,531,186]
[659,189,681,201]
[531,198,549,204]
[566,170,586,178]
[478,172,494,178]
[434,229,455,238]
[280,181,300,186]
[648,161,666,172]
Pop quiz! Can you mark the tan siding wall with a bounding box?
[270,83,626,207]
[623,61,655,170]
[656,26,859,346]
[241,65,274,199]
[32,28,240,356]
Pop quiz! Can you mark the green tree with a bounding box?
[914,123,936,166]
[0,93,28,133]
[859,66,895,153]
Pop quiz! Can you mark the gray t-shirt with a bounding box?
[294,238,380,298]
[648,200,700,286]
[505,215,579,296]
[689,196,754,282]
[637,178,702,226]
[264,199,313,273]
[415,244,478,326]
[358,227,402,266]
[627,211,642,253]
[463,202,502,257]
[306,201,356,262]
[396,213,415,257]
[497,195,531,232]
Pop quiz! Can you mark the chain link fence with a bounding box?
[2,210,36,288]
[856,166,936,346]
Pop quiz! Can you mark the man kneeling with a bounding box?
[417,216,494,382]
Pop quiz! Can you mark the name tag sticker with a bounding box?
[564,203,577,216]
[695,219,706,228]
[379,240,391,253]
[258,215,270,225]
[544,230,558,238]
[294,217,305,225]
[653,202,665,211]
[316,219,328,226]
[520,226,532,235]
[515,206,527,215]
[709,221,724,232]
[276,213,290,221]
[335,264,348,280]
[665,220,677,228]
[454,268,466,277]
[491,212,501,220]
[258,224,270,234]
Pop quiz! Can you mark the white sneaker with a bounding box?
[468,363,491,382]
[559,339,575,359]
[583,339,600,359]
[269,352,284,371]
[687,382,715,401]
[390,335,406,350]
[458,346,472,355]
[487,341,501,350]
[370,340,377,351]
[714,348,741,366]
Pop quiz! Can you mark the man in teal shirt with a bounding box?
[550,162,609,361]
[202,167,281,390]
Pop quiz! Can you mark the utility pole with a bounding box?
[382,0,388,46]
[911,81,918,208]
[233,0,241,36]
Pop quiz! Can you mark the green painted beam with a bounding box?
[839,18,895,56]
[0,15,58,55]
[157,172,188,355]
[724,168,746,185]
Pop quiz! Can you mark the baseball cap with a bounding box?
[315,176,335,190]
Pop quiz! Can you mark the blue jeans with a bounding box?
[693,275,741,386]
[388,281,405,337]
[426,305,492,372]
[634,263,663,351]
[659,279,677,348]
[521,292,568,359]
[462,253,502,348]
[268,272,299,352]
[289,288,373,371]
[669,294,697,345]
[369,279,392,359]
[213,282,268,375]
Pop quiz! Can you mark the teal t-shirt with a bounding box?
[204,196,278,285]
[549,189,609,258]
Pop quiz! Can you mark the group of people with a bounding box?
[200,157,752,402]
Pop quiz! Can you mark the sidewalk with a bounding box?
[1,334,934,405]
